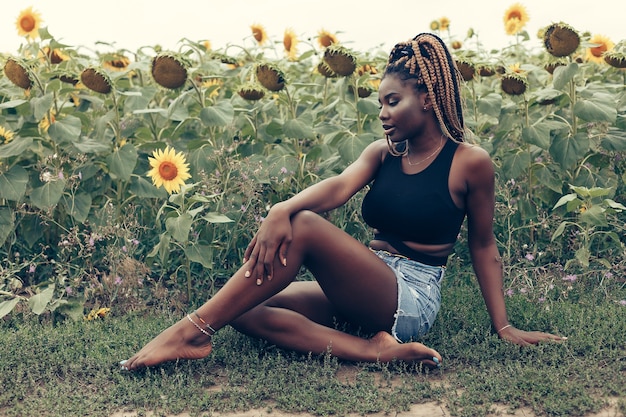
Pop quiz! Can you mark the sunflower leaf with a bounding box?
[0,165,28,201]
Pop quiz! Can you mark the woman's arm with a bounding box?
[243,139,386,283]
[463,145,566,345]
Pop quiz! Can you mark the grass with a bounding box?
[1,267,624,417]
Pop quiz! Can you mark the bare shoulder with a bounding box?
[455,142,494,171]
[361,138,389,163]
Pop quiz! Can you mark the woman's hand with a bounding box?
[243,204,292,285]
[498,325,567,346]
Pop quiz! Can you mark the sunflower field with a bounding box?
[0,6,625,322]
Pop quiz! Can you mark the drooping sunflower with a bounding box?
[316,61,337,78]
[283,28,298,61]
[503,3,529,36]
[323,45,357,77]
[250,23,268,45]
[543,22,580,57]
[603,42,626,68]
[151,53,189,89]
[455,59,475,81]
[15,7,42,40]
[317,29,338,48]
[501,72,528,95]
[585,34,614,64]
[40,47,69,64]
[0,126,15,145]
[4,58,32,89]
[147,146,192,194]
[80,68,112,94]
[237,82,266,101]
[256,63,286,92]
[103,54,130,71]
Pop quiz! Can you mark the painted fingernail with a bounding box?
[256,278,262,285]
[245,271,250,278]
[119,360,127,365]
[432,357,439,364]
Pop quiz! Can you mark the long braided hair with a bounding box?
[383,33,467,156]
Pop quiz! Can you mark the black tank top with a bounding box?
[361,139,465,264]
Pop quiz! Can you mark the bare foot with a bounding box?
[370,331,442,368]
[120,315,213,371]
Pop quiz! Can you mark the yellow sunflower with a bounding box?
[15,7,42,40]
[250,23,268,45]
[283,28,298,61]
[147,146,192,194]
[585,34,614,63]
[439,17,450,31]
[0,126,15,145]
[503,3,529,35]
[202,78,221,98]
[317,29,338,48]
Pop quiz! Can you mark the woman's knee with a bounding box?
[291,210,326,236]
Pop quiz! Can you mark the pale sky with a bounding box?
[1,0,624,56]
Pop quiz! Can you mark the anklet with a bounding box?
[193,310,217,334]
[186,314,212,338]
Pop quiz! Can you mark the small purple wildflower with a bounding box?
[114,276,122,285]
[525,253,535,261]
[65,287,73,295]
[280,166,288,174]
[28,264,36,273]
[563,274,577,283]
[122,245,127,253]
[505,288,514,297]
[619,300,626,306]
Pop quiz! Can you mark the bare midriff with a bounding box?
[368,239,454,259]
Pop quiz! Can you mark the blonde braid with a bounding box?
[384,33,467,142]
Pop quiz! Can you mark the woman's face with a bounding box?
[378,74,428,143]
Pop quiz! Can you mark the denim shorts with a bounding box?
[371,250,445,343]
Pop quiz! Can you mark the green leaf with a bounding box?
[61,193,92,223]
[476,93,502,118]
[0,298,20,319]
[283,119,315,140]
[184,243,214,268]
[147,233,171,265]
[338,133,374,164]
[356,98,380,115]
[574,246,590,268]
[28,285,55,315]
[522,123,551,149]
[551,221,567,241]
[106,143,138,181]
[0,165,28,201]
[30,180,66,209]
[600,129,626,151]
[48,115,82,143]
[604,198,626,211]
[552,62,578,91]
[549,132,588,168]
[203,212,233,224]
[574,94,617,123]
[0,99,27,109]
[72,137,111,154]
[0,207,14,247]
[501,149,531,179]
[130,175,167,198]
[0,137,33,158]
[552,193,578,210]
[579,205,607,227]
[30,93,54,121]
[165,212,193,243]
[199,101,235,126]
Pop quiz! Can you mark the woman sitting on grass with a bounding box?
[120,32,565,372]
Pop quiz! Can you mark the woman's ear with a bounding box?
[421,93,433,112]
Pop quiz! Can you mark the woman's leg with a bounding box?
[121,211,441,369]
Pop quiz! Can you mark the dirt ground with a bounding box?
[111,399,622,417]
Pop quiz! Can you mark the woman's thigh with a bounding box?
[289,211,399,331]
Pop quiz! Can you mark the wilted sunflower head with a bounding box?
[316,61,337,78]
[478,65,496,77]
[0,126,15,145]
[103,54,130,71]
[323,45,357,77]
[455,59,475,81]
[501,72,528,95]
[503,3,529,36]
[250,23,268,45]
[585,34,615,64]
[80,68,112,94]
[237,82,266,101]
[603,41,626,68]
[151,53,189,89]
[4,58,33,89]
[543,22,580,57]
[543,57,568,74]
[317,29,338,48]
[15,7,42,40]
[283,28,298,61]
[255,63,286,92]
[147,146,192,194]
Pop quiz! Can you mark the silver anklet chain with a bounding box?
[186,314,213,338]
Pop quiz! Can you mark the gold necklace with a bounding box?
[405,135,445,166]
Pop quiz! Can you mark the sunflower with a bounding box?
[250,23,268,45]
[503,3,529,35]
[316,61,337,78]
[15,7,42,40]
[451,40,462,50]
[4,58,32,89]
[323,45,357,77]
[147,146,192,194]
[455,59,475,81]
[201,78,221,98]
[237,82,266,101]
[39,113,56,133]
[317,29,338,48]
[256,63,286,92]
[40,47,69,64]
[429,20,440,31]
[543,22,580,57]
[604,45,626,68]
[0,126,15,145]
[501,73,527,95]
[151,53,188,89]
[283,28,298,61]
[103,54,130,71]
[80,68,112,94]
[202,40,212,51]
[439,17,450,31]
[585,34,614,64]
